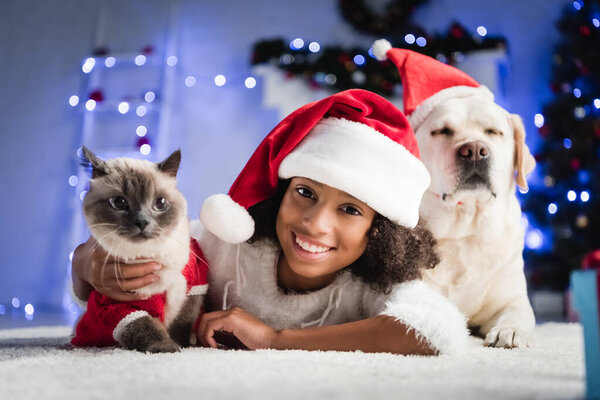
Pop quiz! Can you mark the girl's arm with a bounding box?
[197,307,436,355]
[71,237,162,302]
[275,315,436,355]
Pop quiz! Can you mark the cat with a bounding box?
[71,147,208,353]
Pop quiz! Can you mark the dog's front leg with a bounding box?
[481,293,535,348]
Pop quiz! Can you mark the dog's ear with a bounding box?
[510,114,535,191]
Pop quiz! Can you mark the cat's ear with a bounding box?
[157,149,181,178]
[82,146,108,178]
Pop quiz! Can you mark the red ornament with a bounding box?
[582,250,600,270]
[338,54,351,64]
[284,71,294,79]
[570,158,581,170]
[580,26,591,36]
[89,90,104,102]
[136,137,150,148]
[595,127,600,138]
[142,45,154,55]
[538,125,550,136]
[381,80,394,91]
[450,23,465,38]
[581,65,590,75]
[550,81,561,94]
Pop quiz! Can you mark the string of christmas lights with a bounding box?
[250,24,505,96]
[68,46,260,157]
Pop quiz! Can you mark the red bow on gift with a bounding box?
[582,250,600,270]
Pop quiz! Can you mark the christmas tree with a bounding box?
[523,0,600,290]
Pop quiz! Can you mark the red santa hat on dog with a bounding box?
[372,39,495,132]
[200,89,430,244]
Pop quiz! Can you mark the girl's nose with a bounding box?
[302,203,333,234]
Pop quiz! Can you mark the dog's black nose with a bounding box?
[458,142,489,162]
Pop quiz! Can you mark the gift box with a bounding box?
[571,251,600,400]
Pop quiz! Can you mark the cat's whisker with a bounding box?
[88,222,118,228]
[113,240,126,290]
[90,228,122,287]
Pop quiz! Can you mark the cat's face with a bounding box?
[82,148,187,255]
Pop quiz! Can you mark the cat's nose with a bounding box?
[132,215,149,231]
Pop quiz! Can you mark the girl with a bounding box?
[72,89,468,355]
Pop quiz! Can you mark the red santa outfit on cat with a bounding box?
[71,239,208,347]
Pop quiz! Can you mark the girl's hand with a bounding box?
[72,236,162,302]
[197,307,278,350]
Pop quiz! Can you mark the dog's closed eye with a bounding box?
[484,128,503,136]
[431,127,454,136]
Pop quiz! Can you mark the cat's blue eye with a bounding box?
[109,196,128,210]
[153,197,169,211]
[341,205,361,216]
[296,187,315,199]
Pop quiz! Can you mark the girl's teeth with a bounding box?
[295,237,329,253]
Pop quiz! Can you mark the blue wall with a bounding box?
[0,0,567,316]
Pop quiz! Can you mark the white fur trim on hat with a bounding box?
[408,85,495,132]
[200,194,255,244]
[372,39,392,61]
[380,280,469,355]
[279,117,430,228]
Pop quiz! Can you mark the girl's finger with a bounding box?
[112,273,160,292]
[198,311,231,333]
[198,311,231,347]
[204,318,228,348]
[117,262,162,279]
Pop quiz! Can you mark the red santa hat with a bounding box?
[372,39,495,131]
[200,89,430,244]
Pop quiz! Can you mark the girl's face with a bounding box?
[275,177,375,292]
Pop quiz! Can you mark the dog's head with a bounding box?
[414,96,535,205]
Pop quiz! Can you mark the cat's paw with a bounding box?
[483,327,529,348]
[146,339,181,353]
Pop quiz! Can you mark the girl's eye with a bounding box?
[153,197,169,211]
[296,187,315,199]
[341,206,361,216]
[109,196,128,210]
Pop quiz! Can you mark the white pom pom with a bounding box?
[200,194,254,244]
[372,39,392,61]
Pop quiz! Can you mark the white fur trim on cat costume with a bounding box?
[188,284,208,296]
[112,310,150,343]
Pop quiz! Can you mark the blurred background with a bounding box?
[1,0,598,328]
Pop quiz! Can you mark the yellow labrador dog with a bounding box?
[415,97,536,348]
[372,39,536,348]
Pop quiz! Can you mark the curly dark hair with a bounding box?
[247,179,439,293]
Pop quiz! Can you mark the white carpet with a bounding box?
[0,323,585,400]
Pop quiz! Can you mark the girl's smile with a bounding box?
[275,177,375,292]
[292,232,334,259]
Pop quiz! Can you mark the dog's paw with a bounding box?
[146,339,181,353]
[483,327,529,348]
